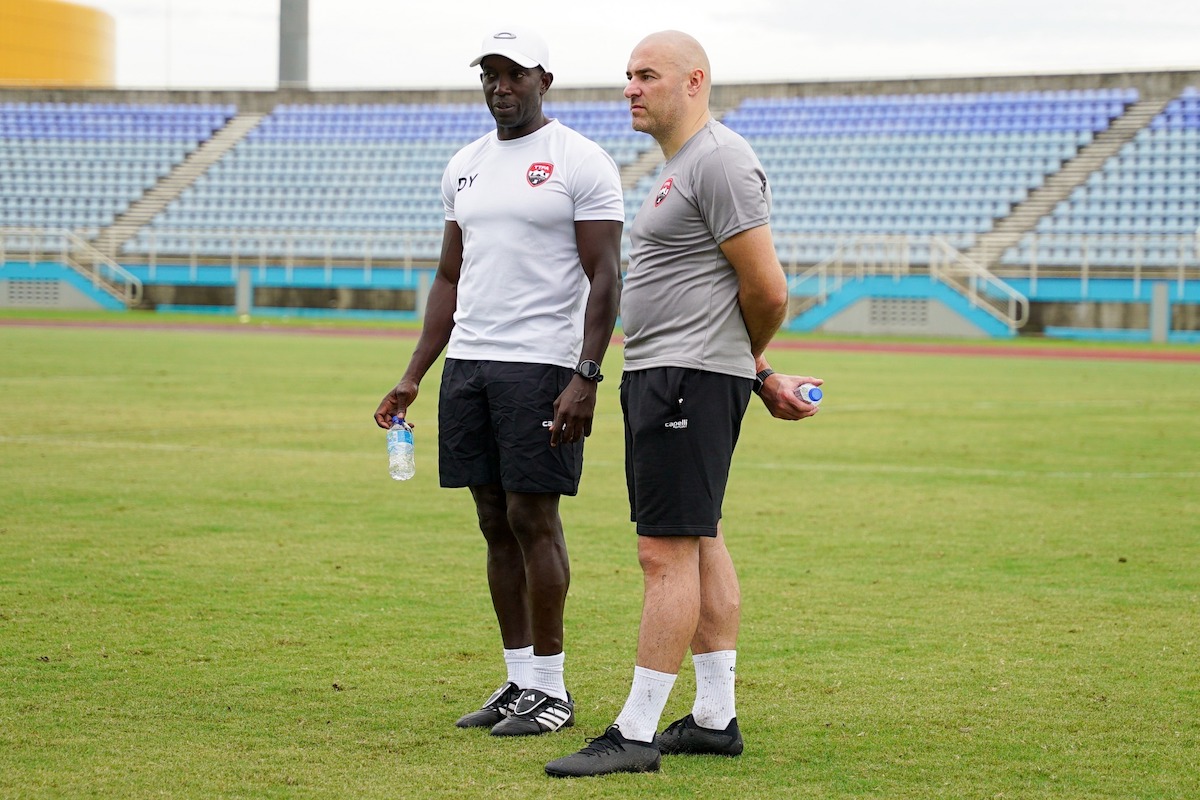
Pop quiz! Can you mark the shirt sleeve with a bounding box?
[692,142,771,244]
[441,159,457,222]
[570,144,626,222]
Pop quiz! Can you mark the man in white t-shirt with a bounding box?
[374,27,624,737]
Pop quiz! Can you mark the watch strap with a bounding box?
[575,360,604,383]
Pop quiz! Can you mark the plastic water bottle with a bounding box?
[386,416,415,481]
[796,382,823,405]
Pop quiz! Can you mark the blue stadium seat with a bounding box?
[718,87,1138,262]
[1004,87,1199,266]
[1,101,233,233]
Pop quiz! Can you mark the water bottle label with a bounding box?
[387,419,416,480]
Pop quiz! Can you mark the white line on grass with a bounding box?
[745,460,1200,480]
[3,435,1195,480]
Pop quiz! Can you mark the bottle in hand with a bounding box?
[387,416,415,481]
[796,382,823,405]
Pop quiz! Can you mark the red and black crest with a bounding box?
[527,162,554,187]
[654,177,674,207]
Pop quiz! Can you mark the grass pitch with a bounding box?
[1,313,1197,799]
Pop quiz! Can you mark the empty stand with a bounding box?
[720,89,1136,265]
[1003,86,1200,271]
[3,86,1194,295]
[0,101,235,242]
[126,101,656,263]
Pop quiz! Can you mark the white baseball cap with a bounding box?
[470,27,550,71]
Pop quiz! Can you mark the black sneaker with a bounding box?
[656,714,743,756]
[454,681,521,729]
[490,688,575,736]
[545,725,661,777]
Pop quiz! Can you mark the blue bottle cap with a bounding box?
[807,386,823,403]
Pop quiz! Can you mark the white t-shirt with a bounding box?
[441,120,624,368]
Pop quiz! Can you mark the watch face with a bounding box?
[578,360,601,379]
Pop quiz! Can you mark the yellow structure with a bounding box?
[0,0,114,87]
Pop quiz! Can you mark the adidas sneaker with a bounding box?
[454,681,521,729]
[489,688,574,736]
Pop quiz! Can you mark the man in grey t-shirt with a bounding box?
[547,31,823,778]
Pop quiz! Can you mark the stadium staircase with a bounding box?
[620,147,664,191]
[62,230,143,307]
[964,95,1174,268]
[91,111,267,258]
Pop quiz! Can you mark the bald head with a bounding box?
[625,31,713,154]
[633,30,711,88]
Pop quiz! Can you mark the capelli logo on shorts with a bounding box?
[542,420,554,428]
[664,419,689,430]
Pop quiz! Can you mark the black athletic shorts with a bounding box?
[620,367,753,537]
[438,358,583,495]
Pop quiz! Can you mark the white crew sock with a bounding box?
[691,650,737,729]
[530,652,568,701]
[503,646,533,689]
[612,666,678,743]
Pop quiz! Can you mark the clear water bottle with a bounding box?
[386,416,415,481]
[796,382,823,405]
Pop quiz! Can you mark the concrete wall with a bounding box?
[819,296,993,338]
[1,277,104,309]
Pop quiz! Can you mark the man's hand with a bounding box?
[758,373,822,421]
[374,379,420,429]
[549,377,598,447]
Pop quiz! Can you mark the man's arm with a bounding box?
[549,218,623,446]
[722,223,787,359]
[723,224,820,420]
[374,220,464,428]
[575,219,623,368]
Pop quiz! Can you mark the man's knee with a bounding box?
[504,493,562,543]
[637,535,699,577]
[471,484,512,541]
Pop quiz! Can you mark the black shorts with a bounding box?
[438,359,583,495]
[620,368,753,537]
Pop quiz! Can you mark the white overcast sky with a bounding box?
[88,0,1200,90]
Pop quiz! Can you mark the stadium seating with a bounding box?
[126,101,655,261]
[718,89,1135,264]
[0,101,235,238]
[4,87,1196,275]
[1004,86,1200,268]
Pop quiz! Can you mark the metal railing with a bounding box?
[127,228,445,274]
[989,233,1200,297]
[4,227,1196,320]
[779,234,915,319]
[0,227,143,307]
[929,238,1029,330]
[775,233,1030,329]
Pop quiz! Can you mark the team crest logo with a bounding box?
[527,162,554,187]
[654,177,674,207]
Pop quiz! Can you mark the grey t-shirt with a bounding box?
[621,119,771,379]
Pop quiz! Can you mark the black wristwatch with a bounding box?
[752,368,775,395]
[575,360,604,382]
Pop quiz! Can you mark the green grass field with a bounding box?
[1,313,1198,799]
